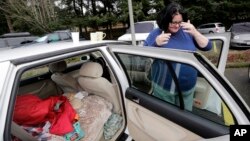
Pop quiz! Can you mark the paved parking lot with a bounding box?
[225,67,250,107]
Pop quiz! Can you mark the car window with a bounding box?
[199,25,206,28]
[217,23,224,27]
[48,34,60,42]
[198,39,223,67]
[126,22,154,33]
[20,59,65,80]
[21,54,91,80]
[206,24,215,28]
[21,66,49,80]
[203,25,208,28]
[59,32,71,40]
[199,24,214,29]
[116,53,235,127]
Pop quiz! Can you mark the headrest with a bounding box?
[79,62,103,78]
[49,61,67,73]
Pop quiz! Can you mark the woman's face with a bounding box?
[168,13,183,33]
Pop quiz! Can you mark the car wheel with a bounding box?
[209,31,214,34]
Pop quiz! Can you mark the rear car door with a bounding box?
[109,32,250,141]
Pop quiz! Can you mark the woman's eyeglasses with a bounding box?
[170,21,183,26]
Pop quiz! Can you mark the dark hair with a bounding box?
[156,2,187,32]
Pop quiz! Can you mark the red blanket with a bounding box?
[13,94,76,135]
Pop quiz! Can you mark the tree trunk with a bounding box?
[5,14,14,32]
[84,26,88,39]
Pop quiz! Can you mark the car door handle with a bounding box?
[132,96,140,104]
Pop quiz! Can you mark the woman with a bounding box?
[144,2,212,111]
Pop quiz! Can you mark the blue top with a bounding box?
[144,28,212,91]
[144,28,212,51]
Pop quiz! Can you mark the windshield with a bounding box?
[231,23,250,33]
[126,22,154,33]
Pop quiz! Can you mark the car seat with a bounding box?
[94,57,111,82]
[77,62,120,114]
[49,61,82,93]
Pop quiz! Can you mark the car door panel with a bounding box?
[126,97,201,141]
[109,32,249,141]
[125,88,228,141]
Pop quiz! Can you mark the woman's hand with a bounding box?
[180,20,199,36]
[156,31,171,46]
[181,20,209,48]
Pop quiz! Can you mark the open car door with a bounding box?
[201,33,231,74]
[109,32,250,141]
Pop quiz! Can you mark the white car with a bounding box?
[0,32,38,48]
[197,23,226,34]
[0,33,249,141]
[229,22,250,49]
[118,20,158,45]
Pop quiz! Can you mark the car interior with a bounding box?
[48,60,83,93]
[11,51,125,141]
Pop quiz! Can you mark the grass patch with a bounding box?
[226,49,250,68]
[226,62,249,68]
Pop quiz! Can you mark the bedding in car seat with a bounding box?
[50,93,113,141]
[13,94,77,135]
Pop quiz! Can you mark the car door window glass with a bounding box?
[116,53,235,127]
[21,66,49,80]
[198,39,223,67]
[218,23,224,27]
[59,32,71,40]
[48,34,60,42]
[21,54,90,80]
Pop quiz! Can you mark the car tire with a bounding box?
[209,31,214,34]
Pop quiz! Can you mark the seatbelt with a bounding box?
[11,121,37,141]
[166,62,184,110]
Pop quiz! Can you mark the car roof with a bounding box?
[232,22,250,25]
[199,22,223,26]
[0,32,32,38]
[0,40,127,63]
[135,20,156,24]
[54,30,70,33]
